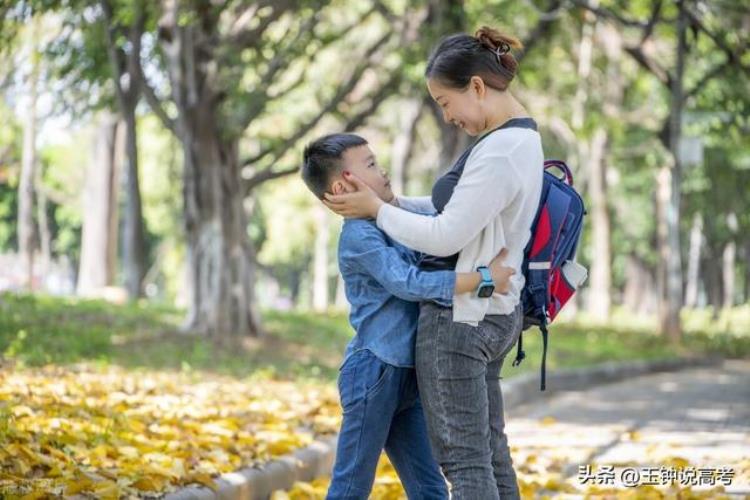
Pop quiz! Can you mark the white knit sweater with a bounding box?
[381,126,544,325]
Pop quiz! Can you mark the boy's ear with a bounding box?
[331,180,345,194]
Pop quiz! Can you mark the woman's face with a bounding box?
[427,77,487,136]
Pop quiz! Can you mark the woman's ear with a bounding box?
[470,75,486,100]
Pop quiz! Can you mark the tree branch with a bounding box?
[684,6,749,75]
[343,72,402,132]
[236,3,379,131]
[684,59,730,102]
[242,60,402,195]
[234,12,322,132]
[100,0,128,108]
[241,28,394,169]
[225,0,295,50]
[517,0,562,61]
[241,28,399,196]
[624,44,672,87]
[640,0,663,43]
[137,69,178,136]
[268,69,307,100]
[568,0,649,28]
[243,165,300,193]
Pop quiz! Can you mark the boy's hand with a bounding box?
[489,248,515,295]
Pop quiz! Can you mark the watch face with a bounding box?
[478,285,495,298]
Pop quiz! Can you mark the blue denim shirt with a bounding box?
[338,218,456,368]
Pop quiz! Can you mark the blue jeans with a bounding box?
[327,349,449,500]
[416,302,523,500]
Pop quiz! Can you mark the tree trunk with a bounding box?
[425,0,470,173]
[575,9,615,320]
[722,213,738,309]
[702,249,722,317]
[18,41,39,290]
[660,0,688,342]
[656,164,681,339]
[34,163,51,282]
[571,4,596,316]
[587,127,611,320]
[101,0,148,300]
[623,254,657,315]
[335,273,348,311]
[684,213,703,308]
[180,119,262,337]
[427,98,470,173]
[121,103,147,299]
[390,99,422,195]
[77,113,120,295]
[722,240,736,309]
[572,2,597,132]
[157,3,264,338]
[312,205,329,312]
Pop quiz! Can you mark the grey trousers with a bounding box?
[415,302,523,500]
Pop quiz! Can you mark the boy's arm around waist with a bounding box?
[339,222,454,306]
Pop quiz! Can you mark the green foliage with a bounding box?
[0,101,21,251]
[0,0,747,321]
[0,183,18,252]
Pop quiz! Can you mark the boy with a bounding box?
[301,133,513,500]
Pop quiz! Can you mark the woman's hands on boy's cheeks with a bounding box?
[323,172,384,219]
[489,248,515,295]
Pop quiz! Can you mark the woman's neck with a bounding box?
[482,90,528,132]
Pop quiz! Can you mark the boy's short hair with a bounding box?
[301,133,368,199]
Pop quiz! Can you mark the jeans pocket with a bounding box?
[338,350,393,410]
[364,358,393,401]
[338,351,364,411]
[480,308,522,360]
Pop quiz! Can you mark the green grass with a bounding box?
[0,292,747,383]
[0,292,353,381]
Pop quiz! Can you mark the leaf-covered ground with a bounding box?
[1,294,748,498]
[0,364,340,498]
[273,419,747,500]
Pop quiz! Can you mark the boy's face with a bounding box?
[330,144,394,203]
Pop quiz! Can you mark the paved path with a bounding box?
[504,360,750,497]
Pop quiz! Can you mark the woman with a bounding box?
[324,27,543,500]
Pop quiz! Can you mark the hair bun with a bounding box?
[474,26,523,52]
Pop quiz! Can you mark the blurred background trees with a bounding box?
[0,0,747,341]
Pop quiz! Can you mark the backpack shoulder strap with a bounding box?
[453,118,538,176]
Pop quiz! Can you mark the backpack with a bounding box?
[433,121,587,391]
[515,159,587,391]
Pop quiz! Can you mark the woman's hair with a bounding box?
[425,26,523,91]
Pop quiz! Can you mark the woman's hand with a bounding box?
[323,172,384,219]
[489,248,515,294]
